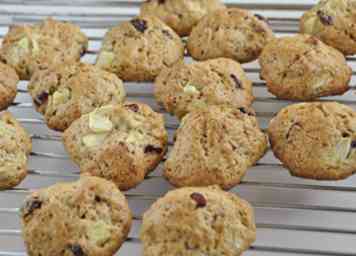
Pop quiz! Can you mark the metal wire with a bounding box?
[1,1,356,255]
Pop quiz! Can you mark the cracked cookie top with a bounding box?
[140,0,225,36]
[21,176,132,256]
[0,18,88,80]
[140,186,256,256]
[63,102,168,190]
[187,8,274,63]
[28,62,126,131]
[96,15,184,81]
[259,34,351,100]
[164,105,268,189]
[300,0,356,55]
[268,102,356,180]
[154,58,254,119]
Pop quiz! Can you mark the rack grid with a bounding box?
[1,1,356,255]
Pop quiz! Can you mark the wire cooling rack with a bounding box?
[1,0,356,255]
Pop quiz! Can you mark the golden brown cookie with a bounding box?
[140,0,225,36]
[96,15,184,81]
[154,58,254,119]
[300,0,356,55]
[164,105,268,189]
[0,18,88,80]
[63,103,168,191]
[0,62,19,110]
[268,102,356,180]
[21,176,132,256]
[140,186,256,256]
[259,34,351,100]
[0,112,32,189]
[28,62,126,131]
[187,8,274,63]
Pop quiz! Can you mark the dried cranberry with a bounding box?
[317,11,333,25]
[254,14,269,24]
[131,19,148,33]
[144,145,163,154]
[126,103,139,112]
[230,74,242,89]
[190,193,207,208]
[34,91,49,107]
[22,198,42,217]
[68,244,85,256]
[351,141,356,148]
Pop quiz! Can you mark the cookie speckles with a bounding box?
[68,244,85,256]
[230,74,242,89]
[22,198,42,217]
[144,145,163,154]
[131,19,148,33]
[317,10,333,25]
[190,192,207,208]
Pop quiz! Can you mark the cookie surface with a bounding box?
[155,58,254,119]
[96,15,184,81]
[63,103,168,190]
[21,176,132,256]
[268,102,356,180]
[140,186,256,256]
[0,18,88,80]
[300,0,356,55]
[187,8,274,63]
[259,34,351,100]
[0,62,19,110]
[140,0,225,36]
[28,62,126,131]
[0,112,32,189]
[164,105,268,189]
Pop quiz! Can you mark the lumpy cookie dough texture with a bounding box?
[155,58,254,119]
[140,0,225,36]
[0,18,88,80]
[0,112,32,189]
[187,8,274,63]
[96,15,185,81]
[140,186,256,256]
[259,34,351,100]
[268,102,356,180]
[63,103,168,190]
[0,62,19,110]
[300,0,356,55]
[28,62,126,131]
[164,105,268,189]
[21,176,132,256]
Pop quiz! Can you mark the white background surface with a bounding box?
[0,1,356,255]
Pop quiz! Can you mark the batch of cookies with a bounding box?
[0,0,355,255]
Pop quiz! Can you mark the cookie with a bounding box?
[164,105,268,189]
[0,112,32,189]
[0,18,88,80]
[268,102,356,180]
[0,62,19,110]
[140,0,225,36]
[28,62,126,132]
[300,0,356,55]
[259,34,351,100]
[21,176,132,256]
[187,8,274,63]
[63,103,168,190]
[96,15,185,81]
[155,58,254,119]
[140,186,256,256]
